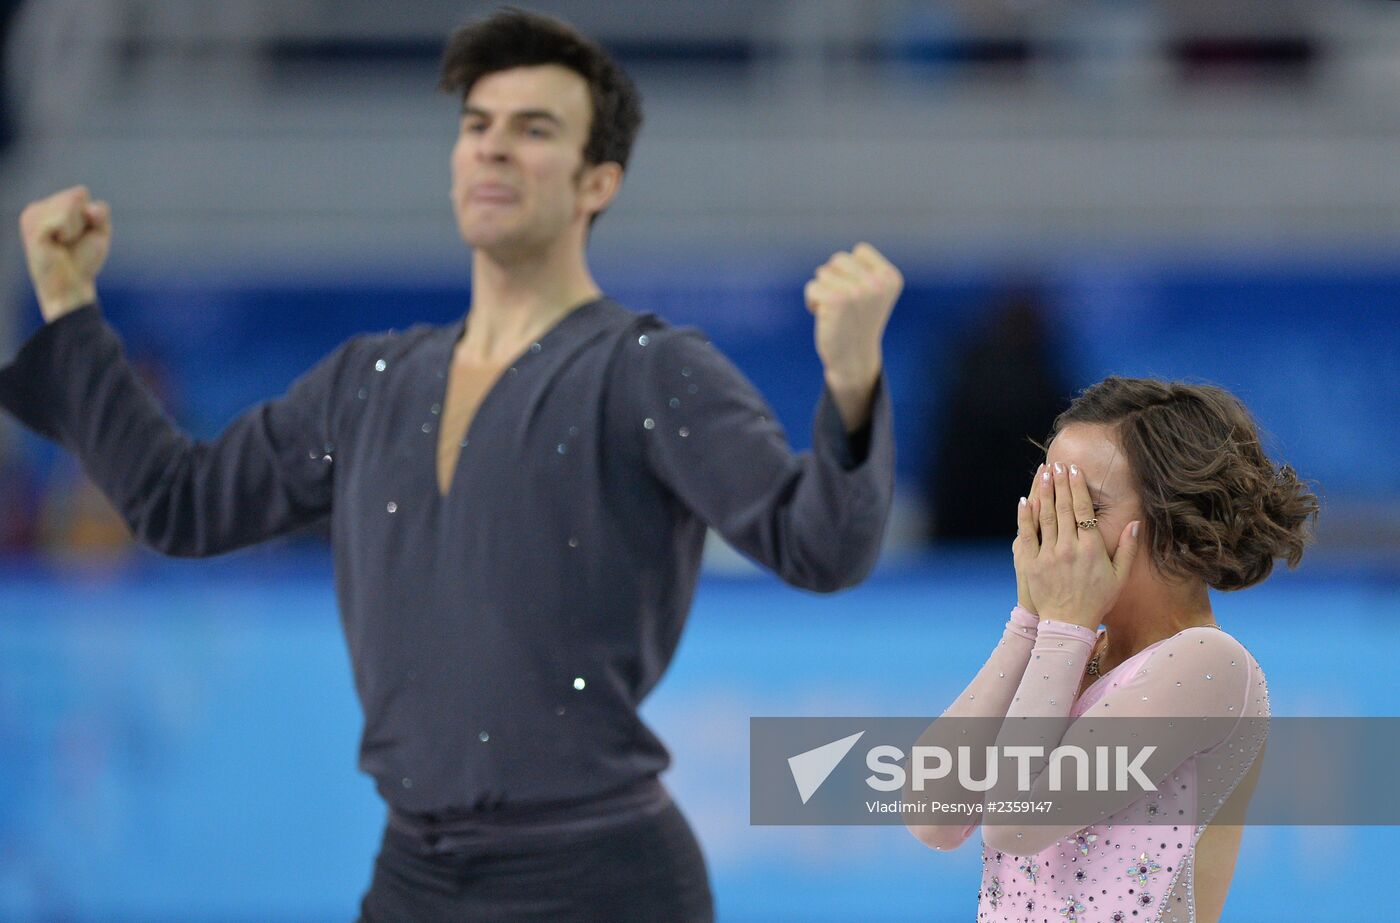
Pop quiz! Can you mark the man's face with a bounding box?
[450,64,598,257]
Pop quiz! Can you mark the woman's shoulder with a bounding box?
[1147,624,1265,681]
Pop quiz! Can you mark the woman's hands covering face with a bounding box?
[1015,461,1142,630]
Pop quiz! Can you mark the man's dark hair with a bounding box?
[439,8,643,171]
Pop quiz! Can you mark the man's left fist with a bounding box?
[804,242,903,389]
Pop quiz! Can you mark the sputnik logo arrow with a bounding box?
[788,731,865,804]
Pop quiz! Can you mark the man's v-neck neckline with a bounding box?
[433,297,605,500]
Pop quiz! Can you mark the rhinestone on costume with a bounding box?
[431,403,441,415]
[669,398,680,408]
[567,537,579,548]
[573,677,586,690]
[1058,896,1085,920]
[1138,892,1153,906]
[643,418,656,430]
[401,777,412,788]
[1127,853,1161,885]
[375,359,387,372]
[422,423,432,433]
[531,342,542,353]
[679,427,689,438]
[357,388,368,400]
[1018,858,1039,883]
[638,334,650,346]
[478,731,490,742]
[386,502,398,513]
[1071,832,1098,855]
[557,443,567,454]
[681,367,692,377]
[985,876,1003,910]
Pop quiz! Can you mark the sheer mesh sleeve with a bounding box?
[982,622,1268,855]
[907,606,1042,850]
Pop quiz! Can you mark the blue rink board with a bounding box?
[0,552,1395,922]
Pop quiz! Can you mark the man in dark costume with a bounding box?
[3,10,901,921]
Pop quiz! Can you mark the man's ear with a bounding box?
[577,161,623,220]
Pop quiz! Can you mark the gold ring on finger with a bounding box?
[1077,518,1098,530]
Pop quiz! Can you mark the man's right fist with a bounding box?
[18,185,112,323]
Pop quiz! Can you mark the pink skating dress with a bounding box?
[929,607,1269,923]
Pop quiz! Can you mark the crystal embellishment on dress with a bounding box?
[1057,895,1085,921]
[1128,852,1161,885]
[1018,858,1039,883]
[985,876,1003,909]
[1071,832,1097,855]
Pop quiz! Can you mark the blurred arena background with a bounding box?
[0,1,1396,920]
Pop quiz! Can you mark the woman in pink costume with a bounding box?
[908,377,1318,923]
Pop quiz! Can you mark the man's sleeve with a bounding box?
[0,303,351,557]
[623,323,894,592]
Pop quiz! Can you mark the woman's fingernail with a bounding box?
[1019,496,1027,507]
[1132,521,1140,537]
[1042,471,1051,484]
[1069,464,1079,477]
[1053,462,1064,475]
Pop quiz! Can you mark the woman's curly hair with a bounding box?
[1049,377,1320,591]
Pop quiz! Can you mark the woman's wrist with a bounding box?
[1034,618,1099,646]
